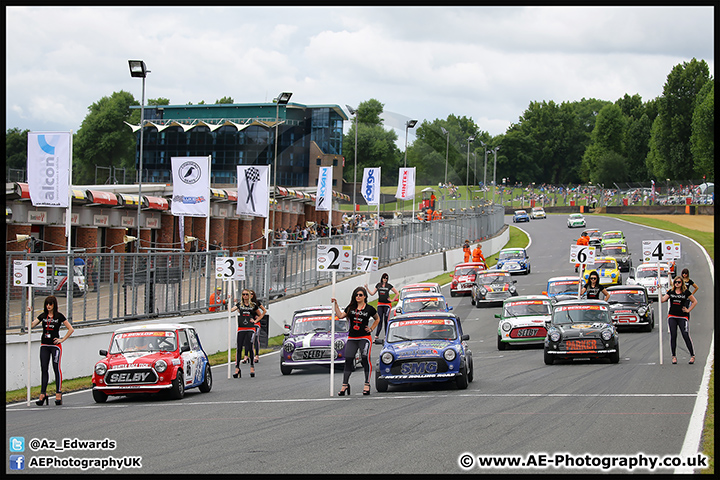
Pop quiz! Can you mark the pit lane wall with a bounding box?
[5,227,509,391]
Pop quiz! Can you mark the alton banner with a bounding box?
[27,132,72,208]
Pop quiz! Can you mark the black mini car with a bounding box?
[605,285,654,332]
[544,299,619,365]
[600,244,632,272]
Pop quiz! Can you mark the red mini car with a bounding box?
[92,323,212,403]
[450,262,488,297]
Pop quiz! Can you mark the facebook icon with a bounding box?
[10,455,25,470]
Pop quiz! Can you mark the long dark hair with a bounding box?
[585,270,600,287]
[380,273,389,285]
[43,295,59,317]
[346,286,368,311]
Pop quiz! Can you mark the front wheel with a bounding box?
[92,388,108,403]
[169,370,185,400]
[608,346,620,364]
[455,365,469,389]
[544,350,555,365]
[497,335,507,350]
[375,370,388,393]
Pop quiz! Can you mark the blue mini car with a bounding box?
[512,210,530,222]
[495,248,531,275]
[375,312,473,392]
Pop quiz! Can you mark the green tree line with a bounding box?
[6,59,713,186]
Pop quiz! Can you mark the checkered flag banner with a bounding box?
[237,165,269,218]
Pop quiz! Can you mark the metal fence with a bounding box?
[6,206,504,332]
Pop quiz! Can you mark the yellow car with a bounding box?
[582,256,622,286]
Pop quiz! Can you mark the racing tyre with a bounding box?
[475,298,482,308]
[170,370,185,400]
[543,350,554,365]
[497,335,507,350]
[375,370,388,393]
[608,347,620,364]
[198,364,212,393]
[92,388,108,403]
[467,356,474,383]
[280,361,292,375]
[455,365,469,390]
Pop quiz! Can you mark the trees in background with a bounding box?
[6,60,714,188]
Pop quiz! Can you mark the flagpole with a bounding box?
[330,270,336,397]
[205,156,212,296]
[66,131,73,316]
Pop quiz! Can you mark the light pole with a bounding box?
[271,92,292,242]
[404,119,417,168]
[466,135,475,200]
[479,140,489,203]
[491,146,501,204]
[441,127,450,185]
[346,105,359,216]
[128,60,149,253]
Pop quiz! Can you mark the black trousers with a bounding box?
[39,344,62,394]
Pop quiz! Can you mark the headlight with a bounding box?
[509,285,516,293]
[443,349,457,361]
[549,331,561,342]
[479,287,487,295]
[94,362,107,376]
[502,322,512,332]
[638,306,647,316]
[155,359,167,373]
[334,339,345,351]
[381,352,394,364]
[283,342,295,353]
[601,330,613,341]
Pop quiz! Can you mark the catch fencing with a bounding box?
[6,206,503,332]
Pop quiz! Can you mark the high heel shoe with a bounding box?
[338,384,350,396]
[55,392,62,406]
[671,356,677,364]
[363,383,371,396]
[233,367,241,378]
[35,394,48,406]
[689,356,695,365]
[250,368,255,378]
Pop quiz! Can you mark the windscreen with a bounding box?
[387,318,458,342]
[110,331,177,354]
[552,305,611,325]
[504,300,552,317]
[292,315,349,334]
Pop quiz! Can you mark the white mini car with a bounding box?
[567,213,586,228]
[530,207,546,219]
[626,262,672,299]
[495,295,552,350]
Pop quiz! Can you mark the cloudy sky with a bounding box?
[5,6,714,141]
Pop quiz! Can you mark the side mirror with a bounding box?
[99,349,107,356]
[283,324,290,336]
[181,344,190,353]
[461,334,470,341]
[542,291,548,295]
[513,280,517,284]
[448,305,453,311]
[494,314,501,319]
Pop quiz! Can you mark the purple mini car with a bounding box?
[280,306,351,375]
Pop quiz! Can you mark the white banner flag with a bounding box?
[395,167,416,200]
[237,165,269,218]
[361,167,381,205]
[27,132,71,207]
[171,156,211,217]
[316,166,332,211]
